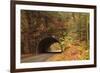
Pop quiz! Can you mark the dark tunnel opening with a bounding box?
[38,37,60,53]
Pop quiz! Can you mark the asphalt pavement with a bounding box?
[21,53,54,63]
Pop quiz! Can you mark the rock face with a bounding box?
[21,10,65,56]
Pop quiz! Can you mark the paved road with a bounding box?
[21,53,54,63]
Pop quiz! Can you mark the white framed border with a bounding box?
[15,4,95,69]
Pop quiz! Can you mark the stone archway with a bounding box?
[38,36,60,53]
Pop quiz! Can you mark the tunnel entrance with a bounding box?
[38,37,61,53]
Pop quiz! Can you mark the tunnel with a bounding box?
[38,36,60,53]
